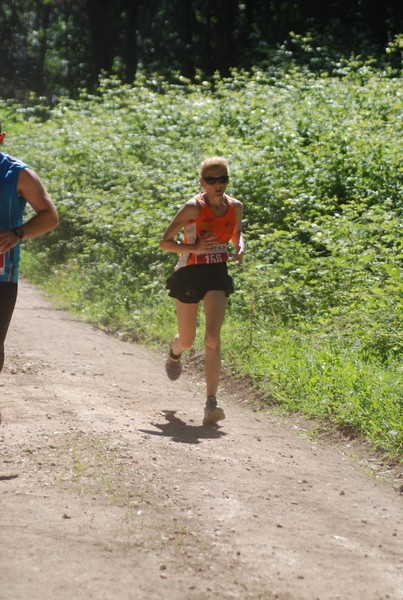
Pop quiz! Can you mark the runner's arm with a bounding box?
[0,168,58,253]
[229,201,245,263]
[160,201,217,255]
[18,169,59,238]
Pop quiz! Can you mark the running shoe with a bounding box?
[165,350,182,381]
[203,395,225,425]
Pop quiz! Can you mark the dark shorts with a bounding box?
[166,263,234,304]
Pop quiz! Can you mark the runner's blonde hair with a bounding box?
[199,157,230,178]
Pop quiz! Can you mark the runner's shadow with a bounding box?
[139,410,227,445]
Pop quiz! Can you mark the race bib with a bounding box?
[0,253,4,276]
[196,244,228,265]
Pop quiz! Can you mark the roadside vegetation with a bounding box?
[2,52,402,457]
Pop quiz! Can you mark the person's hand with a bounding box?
[228,242,245,266]
[194,234,218,254]
[0,230,19,254]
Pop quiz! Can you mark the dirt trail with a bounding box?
[0,281,402,600]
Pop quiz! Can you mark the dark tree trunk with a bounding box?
[121,0,140,83]
[86,0,116,82]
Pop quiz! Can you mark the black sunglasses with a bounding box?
[202,175,229,185]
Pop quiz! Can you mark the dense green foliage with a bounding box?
[1,60,402,456]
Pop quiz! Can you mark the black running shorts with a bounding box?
[166,263,234,304]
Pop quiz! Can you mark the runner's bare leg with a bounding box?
[203,290,228,398]
[171,300,199,356]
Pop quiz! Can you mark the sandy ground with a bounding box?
[0,281,402,600]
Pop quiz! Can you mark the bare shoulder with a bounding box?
[231,198,243,218]
[228,195,243,207]
[186,196,200,208]
[17,167,56,212]
[17,167,49,198]
[180,197,200,217]
[18,167,41,187]
[165,197,200,230]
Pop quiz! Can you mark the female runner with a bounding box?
[160,156,245,424]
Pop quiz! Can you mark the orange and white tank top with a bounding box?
[176,193,237,270]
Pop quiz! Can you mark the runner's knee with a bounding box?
[178,334,196,350]
[204,332,221,353]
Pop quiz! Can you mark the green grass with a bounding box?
[222,315,402,451]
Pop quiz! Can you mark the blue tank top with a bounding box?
[0,152,28,282]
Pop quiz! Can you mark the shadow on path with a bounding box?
[139,410,227,445]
